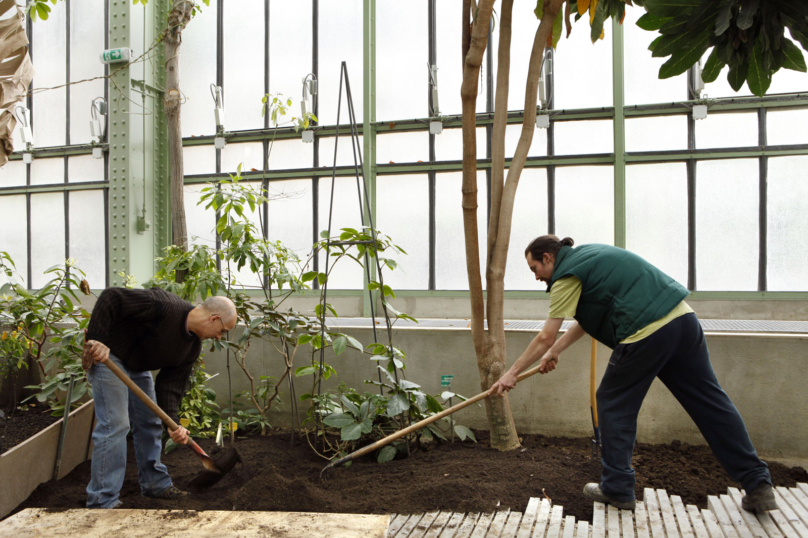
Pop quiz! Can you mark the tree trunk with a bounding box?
[164,1,193,251]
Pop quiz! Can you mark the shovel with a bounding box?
[100,356,241,487]
[589,337,602,460]
[320,360,548,479]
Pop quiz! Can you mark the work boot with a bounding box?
[148,485,190,500]
[583,483,636,510]
[742,483,778,513]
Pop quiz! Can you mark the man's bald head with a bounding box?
[199,296,237,325]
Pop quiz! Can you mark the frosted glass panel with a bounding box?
[0,160,27,187]
[505,168,548,290]
[68,190,105,287]
[69,155,104,183]
[183,145,217,176]
[224,0,264,131]
[0,195,27,286]
[625,9,684,106]
[505,123,547,158]
[696,159,758,291]
[220,142,263,174]
[181,0,217,137]
[70,0,105,144]
[30,193,65,288]
[626,116,687,152]
[554,27,612,110]
[319,0,363,126]
[376,175,429,290]
[319,135,364,168]
[269,1,312,100]
[435,171,487,290]
[265,179,314,256]
[30,157,64,186]
[32,6,66,147]
[376,131,429,164]
[490,0,538,113]
[318,176,366,289]
[768,63,808,95]
[555,120,613,155]
[377,1,427,121]
[184,184,216,247]
[626,163,688,287]
[695,113,757,149]
[767,109,808,146]
[435,127,486,162]
[555,166,614,245]
[267,139,312,171]
[436,0,488,115]
[767,156,808,291]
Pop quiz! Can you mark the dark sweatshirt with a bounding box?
[86,287,201,421]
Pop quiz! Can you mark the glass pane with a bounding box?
[554,120,613,155]
[266,179,313,257]
[267,139,312,171]
[767,109,808,146]
[319,0,364,126]
[767,156,808,291]
[319,135,364,168]
[505,168,548,290]
[436,0,488,115]
[0,160,27,187]
[70,0,105,145]
[220,142,263,175]
[376,131,429,164]
[626,116,687,152]
[696,159,758,291]
[435,171,487,290]
[181,0,218,137]
[32,5,66,147]
[224,0,265,131]
[377,1,428,121]
[184,183,216,248]
[317,176,366,289]
[554,25,613,110]
[68,190,105,287]
[183,145,217,176]
[30,157,64,186]
[489,0,537,113]
[624,9,685,106]
[626,163,688,287]
[505,123,547,158]
[555,165,614,245]
[30,192,65,288]
[0,194,27,286]
[695,112,757,149]
[435,127,486,162]
[768,62,808,94]
[68,155,104,183]
[376,175,429,290]
[269,1,312,101]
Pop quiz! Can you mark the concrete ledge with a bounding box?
[0,400,95,519]
[0,508,391,538]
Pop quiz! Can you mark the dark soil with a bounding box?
[0,402,61,455]
[11,430,807,523]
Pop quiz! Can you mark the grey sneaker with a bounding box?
[742,483,778,513]
[148,485,190,500]
[583,483,636,510]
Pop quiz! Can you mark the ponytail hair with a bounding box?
[524,234,575,261]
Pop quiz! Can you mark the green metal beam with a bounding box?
[626,145,808,163]
[362,0,377,318]
[0,182,108,196]
[612,18,626,249]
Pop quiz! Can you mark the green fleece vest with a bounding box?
[548,244,689,349]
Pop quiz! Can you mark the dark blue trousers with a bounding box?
[597,313,771,502]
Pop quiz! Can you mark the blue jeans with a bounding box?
[597,313,771,502]
[86,354,173,508]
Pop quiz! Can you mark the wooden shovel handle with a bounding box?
[590,337,598,428]
[101,357,179,431]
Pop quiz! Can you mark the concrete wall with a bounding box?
[202,326,808,463]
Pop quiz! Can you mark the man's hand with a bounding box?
[82,339,110,369]
[538,349,560,374]
[489,370,519,397]
[169,426,189,445]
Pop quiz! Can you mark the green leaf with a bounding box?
[294,365,317,377]
[323,413,356,429]
[425,394,443,414]
[589,0,608,44]
[333,336,347,356]
[788,25,808,51]
[382,285,395,299]
[298,333,313,345]
[727,59,749,91]
[781,38,807,72]
[345,335,363,351]
[643,0,699,17]
[454,425,477,443]
[533,0,543,20]
[715,1,733,36]
[659,18,688,36]
[551,10,562,49]
[636,13,674,31]
[340,422,363,441]
[340,395,360,416]
[701,47,725,83]
[386,393,409,416]
[658,28,712,79]
[377,445,397,463]
[747,38,771,96]
[736,0,759,31]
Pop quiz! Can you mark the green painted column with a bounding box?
[363,0,377,317]
[612,17,626,249]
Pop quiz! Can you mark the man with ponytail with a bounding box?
[490,235,775,514]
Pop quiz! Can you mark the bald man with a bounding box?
[82,288,236,509]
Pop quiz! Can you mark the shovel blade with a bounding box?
[188,447,241,488]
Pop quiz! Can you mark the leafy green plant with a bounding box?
[0,323,32,417]
[177,357,220,438]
